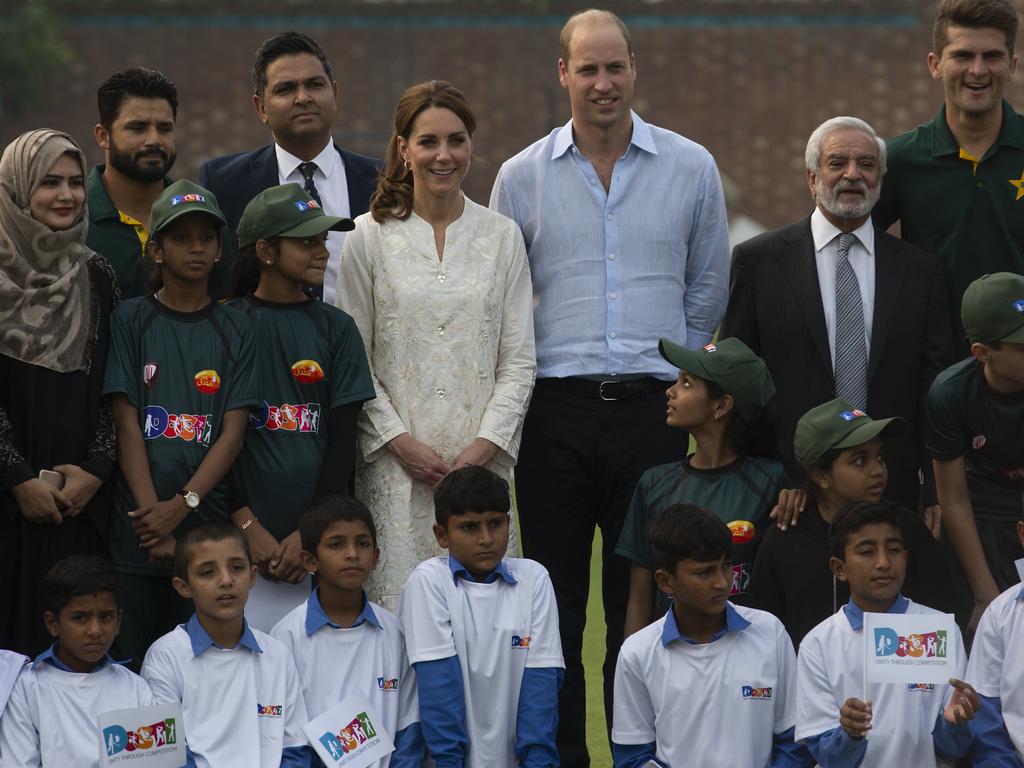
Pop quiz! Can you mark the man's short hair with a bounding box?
[299,494,378,553]
[173,520,252,581]
[933,0,1019,56]
[828,501,905,560]
[648,504,731,573]
[97,67,178,129]
[44,555,122,616]
[433,465,511,527]
[251,31,334,96]
[804,116,887,175]
[559,8,633,63]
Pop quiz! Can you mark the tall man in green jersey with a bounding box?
[874,0,1022,344]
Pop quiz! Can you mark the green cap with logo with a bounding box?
[148,179,226,237]
[961,272,1024,344]
[794,398,906,471]
[658,336,776,421]
[236,183,354,250]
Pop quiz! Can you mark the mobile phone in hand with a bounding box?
[38,469,66,491]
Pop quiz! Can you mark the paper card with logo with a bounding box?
[863,612,957,685]
[97,703,185,767]
[304,691,394,768]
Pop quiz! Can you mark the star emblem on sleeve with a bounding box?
[1011,171,1024,201]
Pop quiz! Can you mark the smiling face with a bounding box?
[929,25,1018,122]
[254,52,337,151]
[559,18,636,133]
[30,152,86,231]
[434,510,509,581]
[831,521,907,612]
[305,519,379,594]
[807,127,882,229]
[398,106,472,209]
[150,213,222,286]
[173,537,255,625]
[811,436,888,508]
[44,591,121,673]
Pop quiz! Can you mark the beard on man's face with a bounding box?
[108,137,176,183]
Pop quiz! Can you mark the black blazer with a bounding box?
[720,215,955,509]
[199,143,381,298]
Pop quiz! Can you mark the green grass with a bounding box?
[583,531,612,765]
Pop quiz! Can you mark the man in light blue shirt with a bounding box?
[489,9,729,766]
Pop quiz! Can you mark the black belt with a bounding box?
[538,376,668,402]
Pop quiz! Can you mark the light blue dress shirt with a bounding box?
[490,111,730,380]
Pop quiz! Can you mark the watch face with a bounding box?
[184,491,200,509]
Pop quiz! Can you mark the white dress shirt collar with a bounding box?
[810,207,876,256]
[275,139,339,182]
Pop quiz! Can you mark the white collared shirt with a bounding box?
[276,141,351,304]
[810,208,876,366]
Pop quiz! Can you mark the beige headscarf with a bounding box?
[0,129,94,373]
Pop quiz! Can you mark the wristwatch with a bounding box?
[178,489,200,510]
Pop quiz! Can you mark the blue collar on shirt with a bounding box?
[843,594,909,631]
[32,642,122,672]
[660,603,751,647]
[550,111,658,159]
[448,555,517,585]
[184,614,262,656]
[305,587,382,635]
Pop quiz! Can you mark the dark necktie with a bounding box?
[833,232,868,409]
[297,162,324,300]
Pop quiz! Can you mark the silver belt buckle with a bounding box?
[598,380,619,401]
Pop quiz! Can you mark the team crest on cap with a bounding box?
[1013,299,1024,313]
[294,200,321,212]
[972,434,987,450]
[171,194,205,206]
[703,343,717,352]
[143,362,159,390]
[840,410,867,421]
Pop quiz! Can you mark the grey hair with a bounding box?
[805,116,887,175]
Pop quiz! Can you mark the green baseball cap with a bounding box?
[236,183,354,250]
[658,336,776,421]
[794,398,906,471]
[961,272,1024,344]
[149,179,226,236]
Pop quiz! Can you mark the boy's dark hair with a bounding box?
[251,31,334,96]
[97,67,178,129]
[828,501,906,560]
[174,520,252,581]
[299,493,378,553]
[933,0,1018,55]
[433,465,510,527]
[648,504,731,573]
[44,555,122,616]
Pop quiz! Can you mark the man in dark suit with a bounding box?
[721,116,954,519]
[199,31,379,301]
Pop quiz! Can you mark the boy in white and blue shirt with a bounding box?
[612,503,812,768]
[0,556,154,767]
[272,494,423,767]
[398,466,564,768]
[141,520,311,768]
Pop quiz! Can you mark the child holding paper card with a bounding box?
[0,556,155,767]
[795,501,979,767]
[271,494,424,767]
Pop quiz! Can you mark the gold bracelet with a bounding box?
[240,517,257,531]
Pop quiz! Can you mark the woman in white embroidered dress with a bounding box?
[337,81,535,608]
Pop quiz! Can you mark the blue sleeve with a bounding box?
[970,694,1024,767]
[389,722,426,768]
[771,726,816,767]
[515,667,563,767]
[280,744,313,768]
[414,656,467,768]
[802,726,867,768]
[932,712,972,759]
[611,741,667,768]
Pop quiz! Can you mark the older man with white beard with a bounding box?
[720,116,955,512]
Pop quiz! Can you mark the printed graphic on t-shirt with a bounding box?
[248,401,322,433]
[740,685,773,700]
[143,406,214,445]
[194,369,221,394]
[143,362,160,390]
[291,359,325,383]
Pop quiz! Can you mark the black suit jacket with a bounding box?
[198,142,381,298]
[719,215,955,508]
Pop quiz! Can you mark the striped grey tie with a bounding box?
[834,232,867,409]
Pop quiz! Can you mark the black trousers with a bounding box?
[514,378,687,768]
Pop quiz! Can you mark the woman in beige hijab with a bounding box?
[0,129,120,656]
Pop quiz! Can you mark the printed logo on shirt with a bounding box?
[319,711,379,761]
[703,343,717,352]
[291,359,325,383]
[1013,299,1024,313]
[104,716,178,757]
[873,628,948,659]
[840,410,867,422]
[730,563,751,595]
[377,677,399,691]
[1002,466,1024,481]
[248,401,321,433]
[194,369,221,394]
[972,434,987,450]
[171,193,205,206]
[906,683,936,692]
[740,686,773,700]
[512,635,531,649]
[294,200,321,212]
[727,520,755,544]
[257,703,283,717]
[143,406,213,445]
[143,362,160,390]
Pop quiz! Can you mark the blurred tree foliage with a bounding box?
[0,2,72,120]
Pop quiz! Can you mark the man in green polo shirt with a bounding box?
[874,0,1022,344]
[87,67,176,298]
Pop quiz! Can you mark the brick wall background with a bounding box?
[3,0,1023,230]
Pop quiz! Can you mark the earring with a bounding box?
[403,157,411,171]
[265,260,273,265]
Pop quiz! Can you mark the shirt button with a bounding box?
[610,331,617,339]
[436,388,446,398]
[437,274,446,283]
[438,325,446,336]
[607,213,613,220]
[608,253,615,260]
[590,178,596,185]
[977,181,984,188]
[609,292,617,300]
